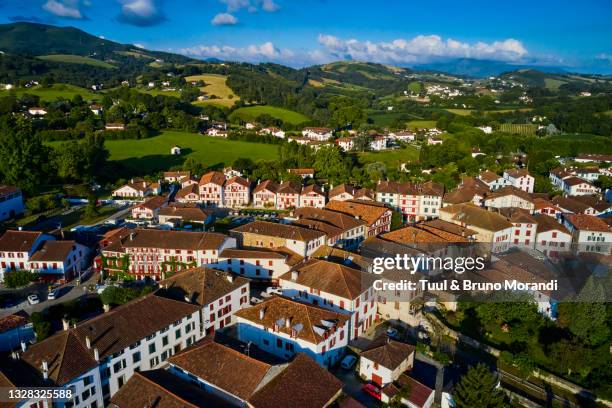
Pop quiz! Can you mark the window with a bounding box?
[113,359,126,373]
[175,328,181,338]
[83,376,92,386]
[276,338,282,348]
[162,336,169,346]
[149,343,156,354]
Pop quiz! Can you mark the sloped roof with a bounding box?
[360,335,415,370]
[441,204,513,232]
[325,200,389,225]
[231,220,326,242]
[199,171,226,186]
[30,240,77,262]
[253,180,279,194]
[0,230,43,253]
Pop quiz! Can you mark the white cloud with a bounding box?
[596,53,612,63]
[260,0,279,12]
[117,0,165,26]
[317,34,528,63]
[211,13,238,26]
[217,0,279,15]
[180,41,294,63]
[134,43,145,48]
[42,0,84,19]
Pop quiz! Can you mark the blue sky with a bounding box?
[1,0,611,71]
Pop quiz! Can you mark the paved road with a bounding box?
[0,269,99,318]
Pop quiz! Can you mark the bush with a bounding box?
[3,270,38,288]
[26,194,60,215]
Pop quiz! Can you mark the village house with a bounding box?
[288,168,315,179]
[328,184,356,201]
[561,176,599,196]
[174,184,201,204]
[278,259,377,339]
[478,170,510,191]
[98,228,236,280]
[439,203,513,252]
[130,196,167,221]
[302,127,333,141]
[157,267,249,334]
[163,171,191,184]
[551,196,599,215]
[443,178,490,207]
[252,180,279,208]
[574,153,612,163]
[335,137,354,152]
[549,167,573,189]
[572,167,603,182]
[224,176,251,208]
[563,214,611,254]
[215,247,301,282]
[503,168,535,193]
[358,335,415,386]
[533,198,562,218]
[571,195,612,216]
[28,240,90,282]
[427,136,443,145]
[170,145,181,155]
[326,200,392,237]
[112,179,161,198]
[418,181,445,220]
[483,186,535,211]
[259,126,285,138]
[370,135,388,151]
[235,296,350,367]
[388,130,416,142]
[380,373,434,408]
[293,207,367,250]
[299,184,326,208]
[89,104,103,115]
[13,292,204,406]
[206,127,228,137]
[230,220,326,257]
[534,215,572,258]
[167,339,343,408]
[158,204,215,228]
[0,185,24,221]
[199,171,226,207]
[0,311,34,352]
[0,230,55,281]
[223,167,242,179]
[500,208,538,248]
[276,181,302,210]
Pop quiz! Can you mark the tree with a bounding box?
[0,118,50,192]
[3,270,38,288]
[454,364,506,408]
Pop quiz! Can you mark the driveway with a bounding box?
[332,365,381,408]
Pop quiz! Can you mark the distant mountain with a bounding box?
[413,58,567,78]
[0,22,193,63]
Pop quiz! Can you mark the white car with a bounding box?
[340,355,357,369]
[266,287,283,296]
[27,294,40,305]
[47,289,59,300]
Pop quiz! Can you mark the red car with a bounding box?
[362,383,382,400]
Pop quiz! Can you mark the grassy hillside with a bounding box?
[66,131,278,174]
[0,83,99,101]
[38,54,116,69]
[356,146,420,167]
[229,105,310,125]
[185,74,238,107]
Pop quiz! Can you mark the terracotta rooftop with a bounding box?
[565,214,611,232]
[479,170,502,183]
[175,183,199,199]
[157,267,248,307]
[102,228,228,252]
[328,184,356,199]
[382,374,433,408]
[231,220,326,242]
[277,181,302,194]
[551,196,592,214]
[29,240,77,262]
[226,176,250,188]
[235,296,349,344]
[505,168,532,178]
[294,207,366,231]
[279,259,370,299]
[382,225,470,244]
[441,204,513,232]
[199,171,226,186]
[360,335,415,370]
[0,230,43,253]
[248,353,343,408]
[325,199,389,226]
[159,205,213,222]
[534,215,570,234]
[253,180,279,194]
[137,195,167,211]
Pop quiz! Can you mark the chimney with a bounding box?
[42,361,49,379]
[62,318,70,331]
[285,317,292,329]
[85,336,91,349]
[94,348,99,362]
[291,270,299,281]
[259,307,265,320]
[20,341,27,352]
[226,274,234,283]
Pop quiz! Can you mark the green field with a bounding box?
[185,74,238,108]
[51,130,279,174]
[499,123,538,135]
[229,105,310,125]
[139,88,181,98]
[356,146,420,167]
[446,108,474,116]
[38,54,116,69]
[0,83,100,102]
[406,120,437,129]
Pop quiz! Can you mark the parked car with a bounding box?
[27,294,40,305]
[266,286,283,296]
[340,355,357,369]
[47,288,60,300]
[362,383,381,400]
[386,327,400,339]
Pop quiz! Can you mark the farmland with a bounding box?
[229,105,310,125]
[406,120,438,129]
[0,83,100,101]
[185,74,238,107]
[356,146,420,168]
[499,123,538,135]
[38,54,116,69]
[83,130,277,174]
